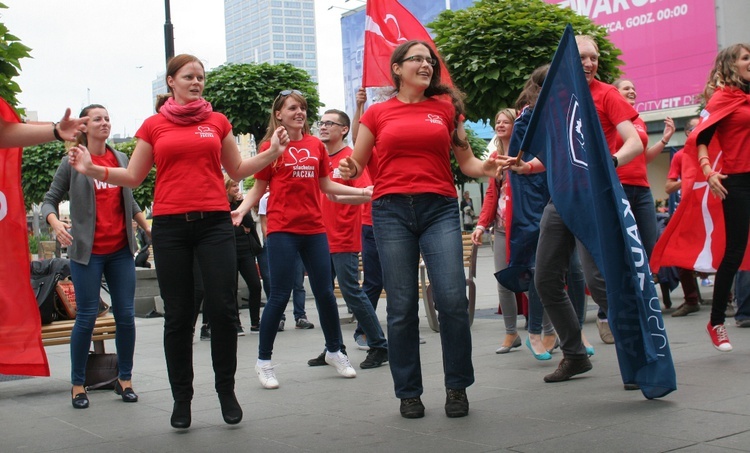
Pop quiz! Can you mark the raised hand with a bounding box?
[67,144,94,175]
[338,156,359,180]
[57,108,88,142]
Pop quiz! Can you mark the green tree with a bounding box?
[21,141,66,211]
[430,0,623,122]
[452,126,488,189]
[203,62,321,141]
[113,139,155,211]
[0,2,32,111]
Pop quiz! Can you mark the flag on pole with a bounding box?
[519,25,676,399]
[651,88,750,273]
[0,98,50,376]
[363,0,452,87]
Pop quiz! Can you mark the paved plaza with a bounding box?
[3,245,750,452]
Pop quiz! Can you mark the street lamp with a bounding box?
[164,0,175,67]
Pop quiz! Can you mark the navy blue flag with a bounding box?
[519,25,676,399]
[495,107,550,293]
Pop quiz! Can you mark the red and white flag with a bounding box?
[363,0,452,87]
[650,87,750,273]
[0,98,50,376]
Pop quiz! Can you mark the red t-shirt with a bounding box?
[359,97,457,200]
[614,116,650,187]
[254,134,330,235]
[711,90,750,174]
[320,146,369,253]
[589,79,640,161]
[667,149,684,180]
[136,112,232,215]
[90,149,127,254]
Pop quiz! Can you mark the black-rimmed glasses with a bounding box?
[400,55,437,66]
[316,120,344,128]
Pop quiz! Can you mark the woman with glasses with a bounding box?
[235,89,373,390]
[67,54,283,429]
[338,40,510,419]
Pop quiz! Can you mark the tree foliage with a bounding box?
[113,139,155,211]
[452,127,488,188]
[20,139,156,212]
[429,0,623,122]
[21,141,66,211]
[0,2,32,111]
[203,62,321,141]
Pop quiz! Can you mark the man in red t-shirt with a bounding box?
[315,109,388,370]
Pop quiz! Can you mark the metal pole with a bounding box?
[164,0,175,66]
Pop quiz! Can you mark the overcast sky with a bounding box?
[2,0,354,137]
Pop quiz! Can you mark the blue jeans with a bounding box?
[331,252,387,350]
[622,184,657,258]
[152,212,239,400]
[355,224,383,339]
[70,246,136,385]
[257,246,306,321]
[259,232,343,360]
[372,194,474,398]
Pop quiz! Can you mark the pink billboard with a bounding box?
[546,0,718,113]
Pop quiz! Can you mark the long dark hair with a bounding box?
[515,64,550,111]
[390,40,467,148]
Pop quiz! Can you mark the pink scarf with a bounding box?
[160,97,213,125]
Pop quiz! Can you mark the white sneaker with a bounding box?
[255,362,279,389]
[325,350,357,378]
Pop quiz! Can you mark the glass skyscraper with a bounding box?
[224,0,318,82]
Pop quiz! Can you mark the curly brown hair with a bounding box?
[703,43,750,100]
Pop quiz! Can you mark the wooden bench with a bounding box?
[41,316,116,354]
[420,234,478,332]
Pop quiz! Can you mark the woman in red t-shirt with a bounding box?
[67,54,284,429]
[236,90,372,390]
[338,40,511,419]
[695,43,750,352]
[42,105,149,409]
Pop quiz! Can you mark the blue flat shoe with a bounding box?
[585,345,595,357]
[526,337,551,361]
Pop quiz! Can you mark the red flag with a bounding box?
[651,87,750,273]
[0,98,50,376]
[363,0,452,87]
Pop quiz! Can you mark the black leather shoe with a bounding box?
[114,380,139,403]
[218,392,243,425]
[399,397,425,419]
[71,388,89,409]
[445,388,469,417]
[170,401,191,429]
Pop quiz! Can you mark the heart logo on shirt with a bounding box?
[425,114,444,125]
[285,147,319,166]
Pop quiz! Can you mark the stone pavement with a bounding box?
[3,245,750,452]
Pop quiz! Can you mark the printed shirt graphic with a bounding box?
[136,112,232,215]
[255,134,330,235]
[89,149,127,254]
[359,96,456,199]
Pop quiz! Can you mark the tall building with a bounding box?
[224,0,318,82]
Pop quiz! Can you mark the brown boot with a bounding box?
[544,357,592,383]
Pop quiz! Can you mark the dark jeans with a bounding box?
[258,232,343,360]
[535,203,607,359]
[712,173,750,325]
[372,194,474,398]
[152,212,238,401]
[69,246,136,384]
[735,271,750,322]
[331,252,387,350]
[257,246,307,321]
[355,224,383,339]
[236,234,262,326]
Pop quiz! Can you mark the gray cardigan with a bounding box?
[41,146,142,265]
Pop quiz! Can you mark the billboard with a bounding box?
[546,0,717,112]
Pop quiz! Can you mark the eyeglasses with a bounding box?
[279,89,303,96]
[400,55,437,66]
[317,120,344,128]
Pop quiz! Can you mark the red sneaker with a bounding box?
[706,322,733,352]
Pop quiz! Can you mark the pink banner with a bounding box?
[546,0,717,113]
